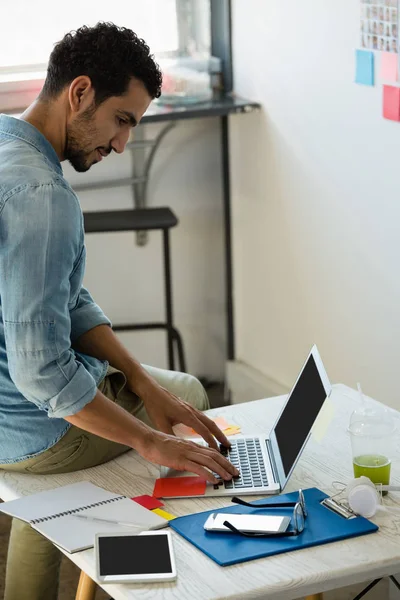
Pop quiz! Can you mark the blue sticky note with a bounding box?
[355,49,375,86]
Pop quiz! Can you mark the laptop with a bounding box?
[161,345,332,497]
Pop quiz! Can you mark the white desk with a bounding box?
[1,384,400,600]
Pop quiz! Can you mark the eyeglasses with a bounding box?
[222,490,307,538]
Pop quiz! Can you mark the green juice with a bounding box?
[353,454,391,494]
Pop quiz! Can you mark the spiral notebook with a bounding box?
[0,481,168,553]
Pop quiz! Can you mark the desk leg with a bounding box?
[221,115,235,366]
[75,571,97,600]
[304,595,323,600]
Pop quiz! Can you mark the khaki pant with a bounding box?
[2,365,209,600]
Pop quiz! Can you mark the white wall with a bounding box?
[230,0,400,408]
[64,118,226,380]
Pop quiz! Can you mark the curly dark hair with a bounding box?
[40,22,162,104]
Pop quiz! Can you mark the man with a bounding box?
[0,22,238,600]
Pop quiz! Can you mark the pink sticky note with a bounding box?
[381,52,398,82]
[153,476,207,498]
[131,495,164,510]
[173,423,198,436]
[383,85,400,121]
[213,416,230,430]
[174,416,232,438]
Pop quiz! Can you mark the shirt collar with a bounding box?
[0,114,63,175]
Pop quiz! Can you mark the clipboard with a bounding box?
[169,487,379,566]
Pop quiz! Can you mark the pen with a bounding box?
[72,514,144,528]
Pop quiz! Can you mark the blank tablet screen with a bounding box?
[98,533,172,576]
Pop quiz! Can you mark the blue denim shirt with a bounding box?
[0,114,110,463]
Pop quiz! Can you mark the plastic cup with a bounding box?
[348,417,396,493]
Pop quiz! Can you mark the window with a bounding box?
[0,0,211,111]
[0,0,179,70]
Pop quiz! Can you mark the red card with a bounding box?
[131,495,164,510]
[383,85,400,121]
[153,476,207,498]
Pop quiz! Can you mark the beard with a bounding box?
[65,105,100,173]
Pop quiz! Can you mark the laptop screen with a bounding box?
[273,353,328,477]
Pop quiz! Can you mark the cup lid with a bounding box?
[348,419,396,437]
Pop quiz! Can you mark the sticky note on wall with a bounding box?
[383,85,400,121]
[355,49,375,86]
[380,52,398,83]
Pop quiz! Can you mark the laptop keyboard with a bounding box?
[215,438,269,490]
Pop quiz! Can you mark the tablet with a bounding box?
[95,530,177,584]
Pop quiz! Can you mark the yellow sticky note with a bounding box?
[152,508,176,521]
[311,397,335,443]
[224,426,241,436]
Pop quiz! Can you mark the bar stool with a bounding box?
[83,207,187,373]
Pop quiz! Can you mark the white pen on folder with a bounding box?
[72,514,144,529]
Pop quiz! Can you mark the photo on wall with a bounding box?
[361,0,398,53]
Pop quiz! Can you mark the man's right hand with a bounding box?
[139,430,239,484]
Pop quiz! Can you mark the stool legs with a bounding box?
[75,572,96,600]
[163,229,175,371]
[109,226,187,374]
[172,327,187,373]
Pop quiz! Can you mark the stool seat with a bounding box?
[83,208,178,234]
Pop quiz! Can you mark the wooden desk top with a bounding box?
[1,384,400,600]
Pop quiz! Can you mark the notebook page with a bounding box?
[80,497,168,529]
[0,481,121,523]
[32,498,168,553]
[32,514,139,553]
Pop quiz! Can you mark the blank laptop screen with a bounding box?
[273,354,327,477]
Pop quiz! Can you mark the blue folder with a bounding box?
[169,487,378,566]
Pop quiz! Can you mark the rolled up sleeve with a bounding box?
[70,286,111,342]
[0,183,98,418]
